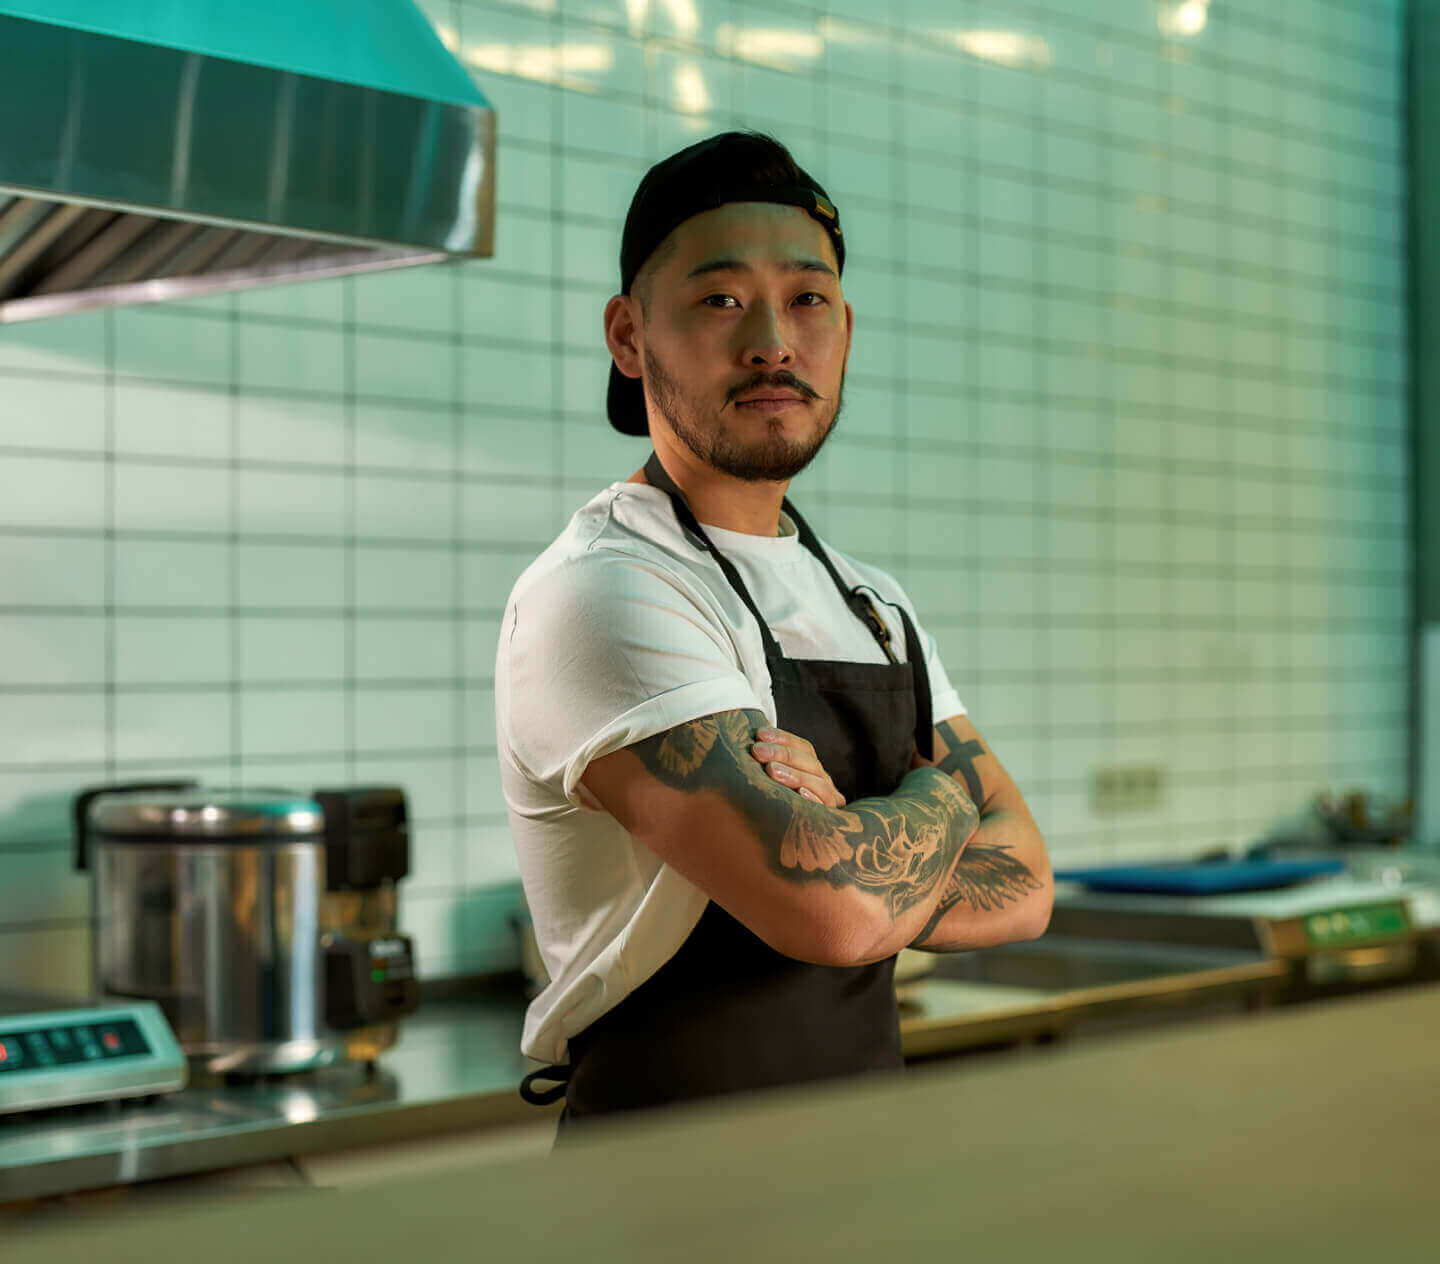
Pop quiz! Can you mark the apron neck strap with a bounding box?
[642,451,898,666]
[642,450,784,660]
[641,450,933,760]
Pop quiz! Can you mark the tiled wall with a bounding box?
[0,0,1409,990]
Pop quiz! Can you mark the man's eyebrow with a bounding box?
[684,256,837,280]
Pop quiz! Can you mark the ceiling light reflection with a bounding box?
[462,42,615,90]
[1158,0,1209,37]
[673,62,711,114]
[716,24,824,68]
[953,29,1052,69]
[662,0,700,38]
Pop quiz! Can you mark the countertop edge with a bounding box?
[0,1084,557,1205]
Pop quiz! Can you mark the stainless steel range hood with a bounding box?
[0,0,495,323]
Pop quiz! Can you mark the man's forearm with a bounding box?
[907,805,1052,950]
[627,710,980,963]
[901,716,1052,951]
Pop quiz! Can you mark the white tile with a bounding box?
[114,309,232,386]
[464,343,556,411]
[0,453,105,531]
[0,374,107,451]
[236,468,347,537]
[237,616,346,684]
[355,618,458,681]
[461,271,556,345]
[407,821,464,893]
[233,395,346,466]
[114,538,231,608]
[114,461,231,534]
[234,541,345,608]
[354,402,455,473]
[354,265,458,336]
[462,476,563,544]
[235,321,346,395]
[355,546,456,610]
[238,688,346,758]
[113,383,230,460]
[114,616,230,685]
[354,472,456,540]
[0,535,105,607]
[0,615,104,687]
[461,412,560,478]
[355,332,457,404]
[112,689,233,763]
[354,688,457,753]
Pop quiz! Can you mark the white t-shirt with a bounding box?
[494,479,965,1063]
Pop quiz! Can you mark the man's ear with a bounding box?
[843,299,855,355]
[604,294,643,380]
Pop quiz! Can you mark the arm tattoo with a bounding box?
[910,722,1042,944]
[912,843,1044,944]
[631,709,978,920]
[934,719,986,806]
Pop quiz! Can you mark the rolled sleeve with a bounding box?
[501,553,767,810]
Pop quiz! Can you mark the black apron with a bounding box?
[521,451,934,1132]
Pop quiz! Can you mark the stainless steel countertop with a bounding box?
[0,995,549,1205]
[1,935,1289,1206]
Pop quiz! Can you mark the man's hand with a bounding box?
[748,725,849,808]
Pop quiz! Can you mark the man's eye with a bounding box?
[703,294,740,309]
[794,292,827,307]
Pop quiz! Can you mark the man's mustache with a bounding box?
[725,371,822,405]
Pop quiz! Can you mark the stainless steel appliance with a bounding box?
[0,0,496,323]
[73,784,419,1075]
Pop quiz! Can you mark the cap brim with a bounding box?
[607,363,649,436]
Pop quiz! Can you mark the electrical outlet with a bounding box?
[1092,764,1164,815]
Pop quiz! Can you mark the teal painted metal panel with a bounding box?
[0,0,486,108]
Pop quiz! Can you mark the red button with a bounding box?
[101,1029,121,1051]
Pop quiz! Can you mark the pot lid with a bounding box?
[88,788,324,838]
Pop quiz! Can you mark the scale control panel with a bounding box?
[1303,902,1411,948]
[0,1000,186,1116]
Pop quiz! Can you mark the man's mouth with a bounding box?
[733,390,805,407]
[726,374,820,412]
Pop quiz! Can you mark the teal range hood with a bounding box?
[0,0,495,322]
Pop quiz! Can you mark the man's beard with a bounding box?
[643,345,844,483]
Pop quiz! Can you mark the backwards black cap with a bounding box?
[607,132,845,436]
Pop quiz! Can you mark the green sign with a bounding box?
[1305,903,1410,948]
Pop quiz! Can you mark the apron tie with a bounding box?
[519,1063,571,1105]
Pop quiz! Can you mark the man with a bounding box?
[496,132,1051,1135]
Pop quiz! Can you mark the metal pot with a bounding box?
[74,784,419,1075]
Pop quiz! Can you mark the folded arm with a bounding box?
[581,708,980,968]
[907,715,1053,951]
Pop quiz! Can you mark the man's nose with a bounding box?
[740,305,793,366]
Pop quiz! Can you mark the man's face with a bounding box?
[628,202,853,483]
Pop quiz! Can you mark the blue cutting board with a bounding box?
[1054,858,1346,895]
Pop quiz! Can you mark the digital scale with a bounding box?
[1049,868,1440,995]
[0,996,187,1117]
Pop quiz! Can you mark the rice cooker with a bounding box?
[73,782,419,1075]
